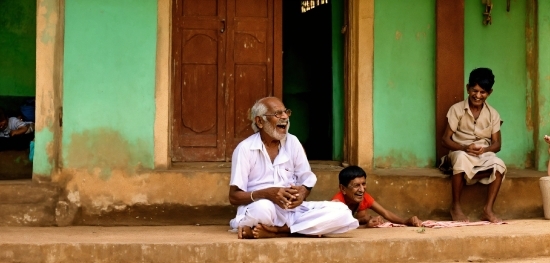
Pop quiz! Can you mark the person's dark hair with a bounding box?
[468,67,495,92]
[339,165,367,187]
[0,108,6,122]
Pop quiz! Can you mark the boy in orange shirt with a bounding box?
[332,165,422,227]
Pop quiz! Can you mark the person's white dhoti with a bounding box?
[447,150,507,185]
[230,199,359,235]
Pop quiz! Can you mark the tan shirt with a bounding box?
[446,100,502,148]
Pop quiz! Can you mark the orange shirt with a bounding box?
[332,192,375,213]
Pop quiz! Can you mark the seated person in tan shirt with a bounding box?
[441,67,506,223]
[332,165,422,227]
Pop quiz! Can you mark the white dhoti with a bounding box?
[229,199,359,235]
[447,150,507,185]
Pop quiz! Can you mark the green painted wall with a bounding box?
[62,0,157,174]
[538,1,550,171]
[373,0,436,168]
[331,0,345,161]
[0,0,36,96]
[464,0,532,168]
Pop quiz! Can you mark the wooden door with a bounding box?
[172,0,282,162]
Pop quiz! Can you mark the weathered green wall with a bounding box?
[62,0,157,174]
[0,0,36,96]
[538,0,550,171]
[464,0,532,168]
[373,0,436,168]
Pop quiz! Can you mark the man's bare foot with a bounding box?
[481,210,502,223]
[237,226,254,239]
[252,224,290,239]
[544,135,550,145]
[450,206,469,222]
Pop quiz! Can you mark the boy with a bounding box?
[440,68,505,223]
[332,165,422,227]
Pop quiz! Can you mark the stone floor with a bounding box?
[1,219,550,262]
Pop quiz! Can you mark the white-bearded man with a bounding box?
[228,97,359,239]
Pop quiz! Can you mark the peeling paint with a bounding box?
[37,0,59,44]
[375,149,434,168]
[64,129,152,178]
[395,31,402,40]
[67,191,81,206]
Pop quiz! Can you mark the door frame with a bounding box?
[155,0,376,169]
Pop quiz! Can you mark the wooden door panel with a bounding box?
[225,0,280,159]
[233,32,267,63]
[235,0,267,17]
[233,65,268,138]
[182,0,218,16]
[172,0,281,162]
[179,64,218,147]
[179,29,219,147]
[172,0,226,161]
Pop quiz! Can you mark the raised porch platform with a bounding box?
[0,163,546,226]
[1,219,550,262]
[73,163,546,225]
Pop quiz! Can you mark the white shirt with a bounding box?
[230,132,317,192]
[0,117,28,138]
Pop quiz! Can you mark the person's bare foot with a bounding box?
[237,226,254,239]
[252,224,290,239]
[450,206,469,222]
[544,135,550,145]
[481,209,502,223]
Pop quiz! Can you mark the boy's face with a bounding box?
[340,176,366,204]
[467,84,492,107]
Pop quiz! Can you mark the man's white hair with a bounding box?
[250,98,269,133]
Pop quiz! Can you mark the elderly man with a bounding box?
[228,97,358,239]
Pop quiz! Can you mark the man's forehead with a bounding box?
[349,177,366,184]
[261,97,285,110]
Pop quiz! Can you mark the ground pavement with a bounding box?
[1,219,550,262]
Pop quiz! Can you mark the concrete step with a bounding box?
[1,219,550,262]
[0,180,60,226]
[79,164,547,226]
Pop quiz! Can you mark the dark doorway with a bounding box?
[0,0,36,179]
[282,1,334,160]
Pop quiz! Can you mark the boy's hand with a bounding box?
[405,216,423,227]
[366,216,384,228]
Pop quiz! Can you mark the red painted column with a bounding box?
[436,0,465,162]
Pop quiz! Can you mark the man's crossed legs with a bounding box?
[234,199,358,239]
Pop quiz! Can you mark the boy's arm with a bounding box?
[355,210,383,228]
[9,124,29,136]
[370,201,422,227]
[441,123,465,151]
[355,210,370,225]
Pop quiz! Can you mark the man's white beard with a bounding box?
[263,119,289,141]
